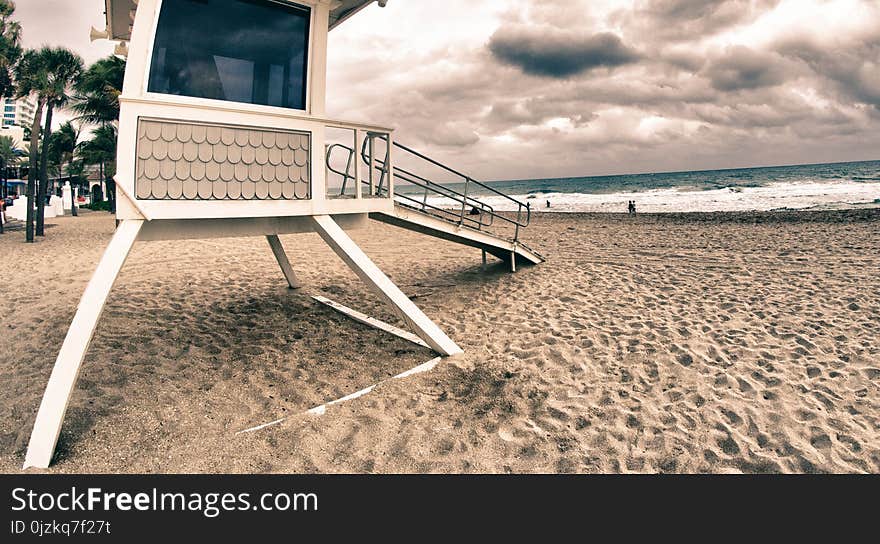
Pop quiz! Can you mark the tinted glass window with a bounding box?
[148,0,310,110]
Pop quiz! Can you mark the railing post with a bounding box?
[459,178,469,226]
[353,129,362,200]
[369,134,376,196]
[515,205,522,243]
[325,146,331,200]
[341,146,353,197]
[387,132,394,199]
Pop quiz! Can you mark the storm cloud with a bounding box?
[320,0,880,180]
[704,46,792,91]
[777,36,880,110]
[488,26,639,77]
[616,0,782,42]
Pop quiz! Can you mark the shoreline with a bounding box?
[526,201,880,213]
[492,206,880,221]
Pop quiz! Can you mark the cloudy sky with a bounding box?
[15,0,880,180]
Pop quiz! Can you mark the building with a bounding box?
[0,124,26,149]
[1,95,38,129]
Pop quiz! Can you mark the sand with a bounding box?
[0,208,878,474]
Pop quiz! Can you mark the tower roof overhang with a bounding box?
[102,0,376,41]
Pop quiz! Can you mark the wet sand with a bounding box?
[1,208,878,473]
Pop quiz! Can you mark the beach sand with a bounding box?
[0,208,877,473]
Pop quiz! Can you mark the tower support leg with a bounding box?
[311,215,462,356]
[266,234,302,289]
[24,219,144,469]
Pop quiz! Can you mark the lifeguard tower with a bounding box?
[24,0,542,469]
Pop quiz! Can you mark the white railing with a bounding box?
[324,120,394,200]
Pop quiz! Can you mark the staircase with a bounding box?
[326,136,544,270]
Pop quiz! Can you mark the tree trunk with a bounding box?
[25,99,44,243]
[67,158,78,217]
[36,104,54,237]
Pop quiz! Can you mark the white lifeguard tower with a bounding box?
[25,0,542,468]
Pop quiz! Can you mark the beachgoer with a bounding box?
[546,200,551,208]
[631,201,637,214]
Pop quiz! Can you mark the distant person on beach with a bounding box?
[546,200,551,208]
[631,201,637,214]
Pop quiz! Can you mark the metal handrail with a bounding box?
[328,141,494,231]
[326,135,532,244]
[389,140,531,215]
[326,143,357,196]
[361,136,531,235]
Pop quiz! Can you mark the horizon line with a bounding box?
[486,158,880,185]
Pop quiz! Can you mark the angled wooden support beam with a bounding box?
[312,295,430,349]
[266,234,302,289]
[310,215,462,356]
[24,219,144,469]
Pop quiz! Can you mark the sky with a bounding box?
[13,0,880,181]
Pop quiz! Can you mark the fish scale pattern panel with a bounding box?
[135,119,311,200]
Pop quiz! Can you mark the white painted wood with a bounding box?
[306,356,443,414]
[353,128,362,200]
[369,136,376,195]
[113,178,150,220]
[306,384,374,416]
[120,96,394,134]
[124,195,394,222]
[310,214,462,356]
[394,356,442,379]
[237,356,442,433]
[372,203,544,265]
[309,1,330,117]
[266,235,303,289]
[237,417,288,434]
[312,295,430,349]
[136,213,367,242]
[386,131,394,198]
[24,220,145,469]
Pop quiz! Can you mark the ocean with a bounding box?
[396,159,880,213]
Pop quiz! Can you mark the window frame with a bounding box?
[142,0,315,115]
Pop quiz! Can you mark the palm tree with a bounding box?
[0,134,20,198]
[71,55,124,125]
[48,121,79,214]
[0,1,20,235]
[0,0,22,98]
[35,47,83,236]
[0,134,18,162]
[71,55,125,212]
[78,124,117,202]
[13,48,46,242]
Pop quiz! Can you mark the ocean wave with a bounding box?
[422,179,880,213]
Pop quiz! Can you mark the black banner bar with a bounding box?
[1,475,874,540]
